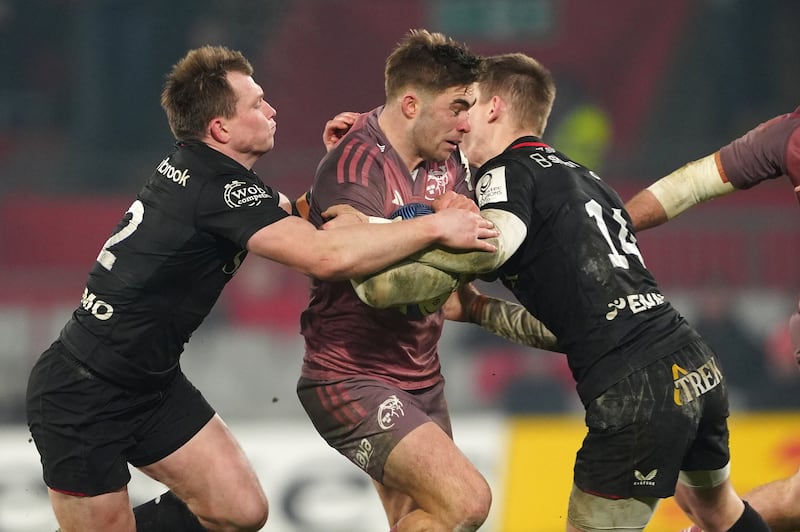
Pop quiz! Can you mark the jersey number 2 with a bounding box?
[97,200,144,270]
[584,199,645,269]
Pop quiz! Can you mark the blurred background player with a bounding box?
[625,106,800,531]
[296,29,494,532]
[354,53,769,532]
[25,44,497,532]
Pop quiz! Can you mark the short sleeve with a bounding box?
[195,174,289,248]
[474,160,534,225]
[719,114,800,190]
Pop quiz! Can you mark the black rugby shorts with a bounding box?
[574,338,730,499]
[26,341,214,496]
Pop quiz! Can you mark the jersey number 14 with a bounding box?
[585,199,645,269]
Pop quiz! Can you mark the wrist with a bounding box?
[467,294,490,324]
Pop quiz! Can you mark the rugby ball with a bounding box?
[387,203,457,319]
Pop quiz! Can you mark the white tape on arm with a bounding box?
[413,209,526,273]
[646,153,735,220]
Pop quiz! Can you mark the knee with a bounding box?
[456,480,492,530]
[196,492,269,531]
[235,493,269,531]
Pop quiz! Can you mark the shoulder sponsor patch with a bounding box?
[224,179,272,208]
[476,166,508,207]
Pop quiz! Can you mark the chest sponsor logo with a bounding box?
[672,359,723,406]
[476,166,508,206]
[605,292,665,320]
[424,164,450,200]
[224,180,272,208]
[157,157,190,186]
[377,394,405,430]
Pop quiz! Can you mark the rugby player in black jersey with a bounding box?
[24,45,498,532]
[354,54,769,531]
[626,109,800,531]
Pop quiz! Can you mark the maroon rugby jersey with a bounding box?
[300,107,474,389]
[718,106,800,191]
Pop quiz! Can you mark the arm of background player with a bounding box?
[625,153,735,231]
[351,208,525,307]
[247,207,497,281]
[444,282,560,351]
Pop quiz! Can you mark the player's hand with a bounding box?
[442,280,480,322]
[433,208,497,252]
[320,204,369,229]
[323,112,360,152]
[432,190,480,213]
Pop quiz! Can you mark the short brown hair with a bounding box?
[384,29,482,100]
[479,54,556,135]
[161,45,254,140]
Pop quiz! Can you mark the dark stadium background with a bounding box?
[1,1,798,530]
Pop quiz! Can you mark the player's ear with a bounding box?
[488,95,504,123]
[209,118,229,143]
[401,93,419,119]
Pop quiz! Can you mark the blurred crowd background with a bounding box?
[1,0,800,425]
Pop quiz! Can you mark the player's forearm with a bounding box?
[352,261,459,308]
[629,153,735,231]
[312,211,495,280]
[625,189,669,231]
[412,209,525,273]
[468,295,559,351]
[312,215,451,279]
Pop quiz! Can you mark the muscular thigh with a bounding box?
[575,339,730,500]
[297,376,451,483]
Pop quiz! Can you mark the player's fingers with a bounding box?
[472,237,497,252]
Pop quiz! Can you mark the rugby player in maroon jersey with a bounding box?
[296,30,494,532]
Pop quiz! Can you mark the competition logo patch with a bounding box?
[476,166,508,207]
[224,180,272,208]
[377,395,405,430]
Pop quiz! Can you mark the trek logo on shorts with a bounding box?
[353,438,374,472]
[377,395,405,430]
[633,469,658,487]
[672,358,723,406]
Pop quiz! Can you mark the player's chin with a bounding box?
[429,144,457,162]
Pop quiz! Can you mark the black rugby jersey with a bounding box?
[475,137,698,404]
[59,140,289,389]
